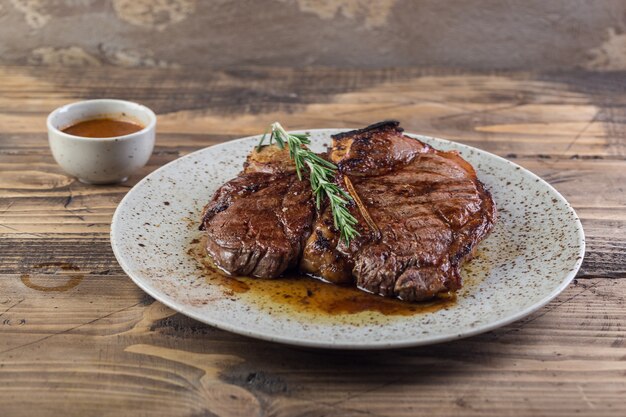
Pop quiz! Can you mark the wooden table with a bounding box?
[0,66,624,417]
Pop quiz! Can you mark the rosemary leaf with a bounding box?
[259,122,360,243]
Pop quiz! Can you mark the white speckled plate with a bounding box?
[111,130,585,349]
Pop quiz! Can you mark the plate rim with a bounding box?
[111,129,586,349]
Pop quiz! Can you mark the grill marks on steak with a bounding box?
[301,121,496,301]
[201,121,496,302]
[200,146,314,278]
[350,151,495,301]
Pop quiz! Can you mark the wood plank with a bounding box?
[0,278,622,416]
[0,66,624,416]
[0,66,624,159]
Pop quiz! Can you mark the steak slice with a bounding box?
[301,121,496,301]
[200,145,315,278]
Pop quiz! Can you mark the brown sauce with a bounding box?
[62,117,143,138]
[189,237,455,317]
[215,273,454,316]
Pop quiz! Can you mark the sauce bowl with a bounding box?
[47,99,156,184]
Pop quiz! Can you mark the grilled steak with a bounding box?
[200,145,315,277]
[301,121,496,301]
[200,121,496,302]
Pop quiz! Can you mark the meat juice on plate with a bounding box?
[189,236,456,317]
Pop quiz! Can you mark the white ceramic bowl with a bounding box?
[47,99,156,184]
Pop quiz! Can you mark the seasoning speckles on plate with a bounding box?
[110,130,585,349]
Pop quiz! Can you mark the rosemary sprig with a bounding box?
[259,122,360,244]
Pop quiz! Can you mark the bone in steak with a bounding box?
[301,121,496,301]
[200,121,496,302]
[199,145,315,277]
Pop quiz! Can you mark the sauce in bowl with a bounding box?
[62,118,144,138]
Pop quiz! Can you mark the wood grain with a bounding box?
[0,66,624,417]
